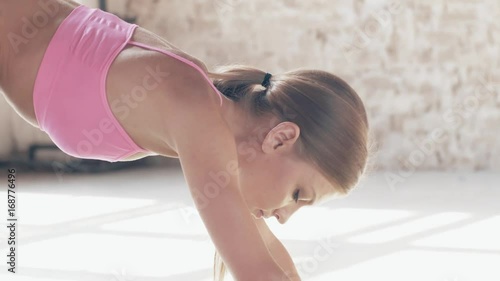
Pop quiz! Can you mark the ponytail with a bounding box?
[208,65,274,116]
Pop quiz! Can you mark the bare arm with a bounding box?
[168,73,291,281]
[255,218,302,281]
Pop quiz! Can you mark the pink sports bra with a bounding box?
[33,5,224,162]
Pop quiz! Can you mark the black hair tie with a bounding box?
[261,73,272,87]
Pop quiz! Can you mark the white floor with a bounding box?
[0,166,499,281]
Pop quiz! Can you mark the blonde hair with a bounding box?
[206,65,372,280]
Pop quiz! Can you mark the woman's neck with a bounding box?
[219,98,280,151]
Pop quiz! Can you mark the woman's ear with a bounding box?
[262,122,300,153]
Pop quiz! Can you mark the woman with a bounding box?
[0,0,371,280]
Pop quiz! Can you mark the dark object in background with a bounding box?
[100,0,137,24]
[99,0,107,11]
[0,144,152,173]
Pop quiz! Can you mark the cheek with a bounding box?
[238,157,294,209]
[255,172,290,209]
[269,164,296,205]
[238,165,265,206]
[239,164,277,208]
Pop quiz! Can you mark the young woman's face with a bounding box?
[236,122,334,224]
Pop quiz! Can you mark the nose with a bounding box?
[273,204,300,224]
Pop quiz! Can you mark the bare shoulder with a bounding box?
[105,26,216,155]
[164,65,226,148]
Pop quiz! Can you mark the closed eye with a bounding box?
[293,189,300,203]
